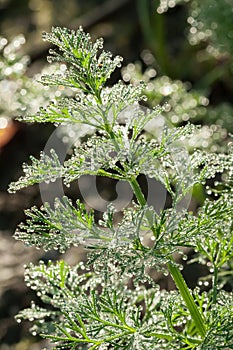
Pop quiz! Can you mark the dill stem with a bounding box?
[212,264,218,304]
[129,175,206,338]
[168,261,206,338]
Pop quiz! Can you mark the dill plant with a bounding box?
[9,27,233,349]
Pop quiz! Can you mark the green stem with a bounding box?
[168,262,206,338]
[129,176,147,206]
[136,0,152,45]
[136,0,171,75]
[129,175,206,338]
[212,264,218,304]
[96,90,206,338]
[98,107,120,152]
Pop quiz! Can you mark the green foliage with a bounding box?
[14,197,99,252]
[10,27,233,350]
[0,34,73,132]
[188,0,233,55]
[121,62,232,153]
[157,0,233,56]
[17,260,177,349]
[8,149,62,193]
[41,27,123,100]
[19,82,144,128]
